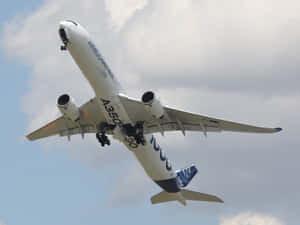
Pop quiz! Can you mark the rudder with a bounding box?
[176,165,198,188]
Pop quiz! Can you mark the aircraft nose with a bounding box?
[59,20,78,31]
[59,20,68,28]
[58,20,80,43]
[58,20,78,49]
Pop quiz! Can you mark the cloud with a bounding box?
[220,213,284,225]
[121,0,300,95]
[107,162,155,206]
[0,221,7,225]
[104,0,148,30]
[1,0,300,223]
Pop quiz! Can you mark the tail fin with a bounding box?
[176,165,198,188]
[151,189,223,206]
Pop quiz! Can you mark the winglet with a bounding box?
[274,127,282,132]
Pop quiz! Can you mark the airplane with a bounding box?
[26,20,282,206]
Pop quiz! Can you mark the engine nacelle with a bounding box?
[141,91,164,119]
[57,94,80,121]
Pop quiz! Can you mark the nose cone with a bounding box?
[59,20,78,29]
[59,21,68,28]
[58,20,90,51]
[58,20,79,47]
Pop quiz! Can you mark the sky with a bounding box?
[0,0,299,225]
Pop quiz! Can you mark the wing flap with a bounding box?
[26,97,106,141]
[118,94,281,135]
[165,107,281,133]
[27,117,65,141]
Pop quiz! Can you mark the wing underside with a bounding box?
[27,98,107,141]
[118,94,282,135]
[27,94,281,141]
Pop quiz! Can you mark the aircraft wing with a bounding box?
[27,98,107,141]
[118,94,282,135]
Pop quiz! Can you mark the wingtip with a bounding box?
[274,127,282,132]
[215,196,224,203]
[26,135,33,141]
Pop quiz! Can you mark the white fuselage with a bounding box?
[59,21,178,190]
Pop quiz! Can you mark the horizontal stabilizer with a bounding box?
[181,189,224,203]
[151,189,223,205]
[151,191,179,204]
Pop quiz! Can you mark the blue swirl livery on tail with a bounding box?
[176,165,198,188]
[151,164,223,206]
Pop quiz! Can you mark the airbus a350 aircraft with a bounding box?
[27,20,282,206]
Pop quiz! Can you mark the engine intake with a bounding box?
[57,94,80,121]
[141,91,164,119]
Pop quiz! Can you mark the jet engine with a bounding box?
[57,94,80,121]
[141,91,164,119]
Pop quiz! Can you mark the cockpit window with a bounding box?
[66,20,78,26]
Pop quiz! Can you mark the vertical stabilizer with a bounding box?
[176,165,198,188]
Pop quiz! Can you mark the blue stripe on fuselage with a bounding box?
[87,41,115,80]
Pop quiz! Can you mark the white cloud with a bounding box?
[122,0,300,94]
[0,221,7,225]
[104,0,148,30]
[107,162,155,206]
[220,213,284,225]
[1,0,300,221]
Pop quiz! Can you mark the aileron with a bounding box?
[26,97,106,141]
